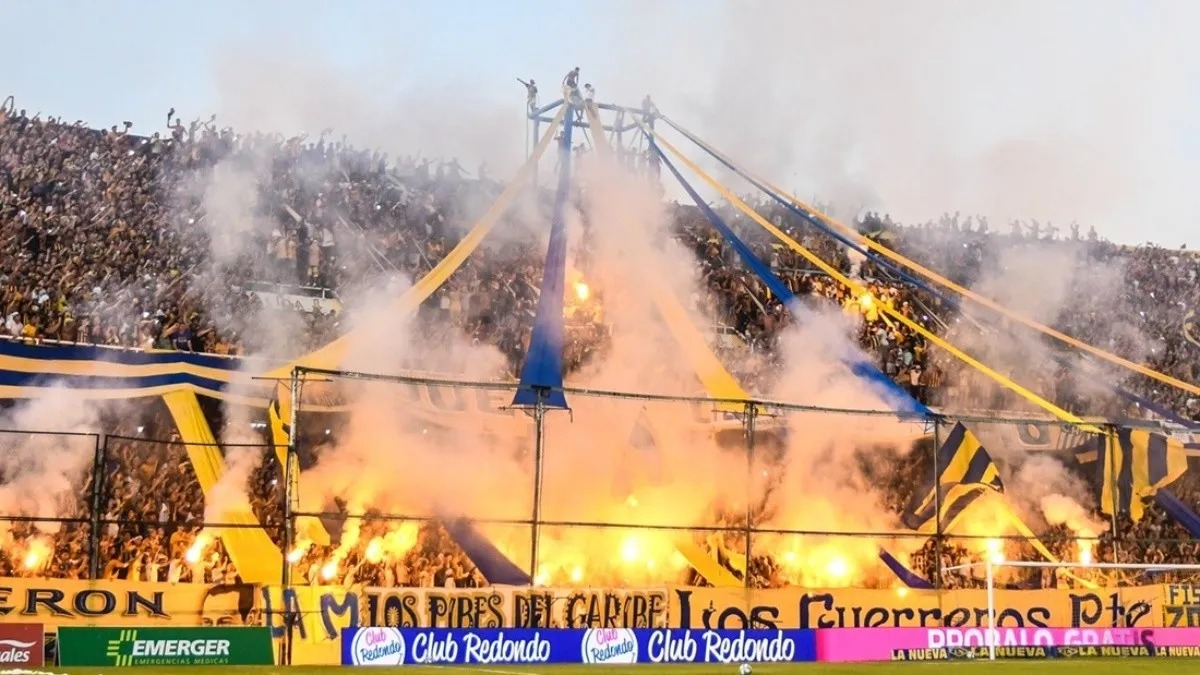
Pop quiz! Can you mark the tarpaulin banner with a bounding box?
[671,585,1164,629]
[0,580,1175,632]
[816,626,1200,662]
[0,577,257,629]
[340,627,816,666]
[264,586,670,641]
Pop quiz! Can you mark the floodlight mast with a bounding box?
[941,559,1200,661]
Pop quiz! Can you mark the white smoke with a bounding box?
[0,389,107,533]
[591,0,1200,247]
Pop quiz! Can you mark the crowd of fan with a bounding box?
[2,103,1199,589]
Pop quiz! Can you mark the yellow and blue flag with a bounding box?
[1100,427,1187,521]
[902,422,1004,533]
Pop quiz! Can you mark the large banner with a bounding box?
[0,578,255,628]
[0,579,1180,633]
[263,586,670,642]
[671,586,1164,629]
[1,577,1194,665]
[817,626,1200,662]
[340,627,816,666]
[1163,584,1200,627]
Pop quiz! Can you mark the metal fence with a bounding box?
[0,430,280,583]
[276,367,1200,590]
[0,369,1193,590]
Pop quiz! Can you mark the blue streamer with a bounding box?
[670,122,1197,429]
[512,106,576,408]
[439,518,532,585]
[1154,490,1200,539]
[878,549,934,589]
[650,141,929,417]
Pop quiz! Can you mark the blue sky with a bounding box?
[3,0,623,128]
[4,0,1198,246]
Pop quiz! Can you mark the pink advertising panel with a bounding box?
[817,627,1200,662]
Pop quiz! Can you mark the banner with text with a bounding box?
[340,627,816,666]
[57,626,274,667]
[0,579,1185,634]
[817,626,1200,662]
[263,585,670,643]
[671,586,1165,629]
[888,645,1200,660]
[0,578,255,629]
[0,623,43,667]
[1163,584,1200,627]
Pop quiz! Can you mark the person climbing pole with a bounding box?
[517,78,538,112]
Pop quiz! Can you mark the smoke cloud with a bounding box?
[0,389,107,539]
[591,0,1200,247]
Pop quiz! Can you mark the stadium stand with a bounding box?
[1,104,1198,590]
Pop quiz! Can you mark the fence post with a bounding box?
[529,393,548,584]
[89,433,105,580]
[931,414,943,590]
[279,367,302,667]
[743,401,758,589]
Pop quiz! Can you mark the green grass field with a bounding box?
[25,662,1200,675]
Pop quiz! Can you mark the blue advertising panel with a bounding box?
[341,627,816,666]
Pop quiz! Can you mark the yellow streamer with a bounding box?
[585,105,743,587]
[663,117,1200,398]
[674,538,743,588]
[160,108,571,580]
[253,108,571,556]
[990,491,1096,589]
[583,104,748,412]
[264,103,570,380]
[162,390,283,583]
[639,119,1102,435]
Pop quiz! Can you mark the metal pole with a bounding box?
[532,117,541,187]
[530,394,548,583]
[280,367,302,667]
[744,402,757,589]
[986,557,996,661]
[931,415,943,590]
[89,433,104,580]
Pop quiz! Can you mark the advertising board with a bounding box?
[340,628,816,666]
[0,624,43,667]
[57,626,274,667]
[816,626,1200,662]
